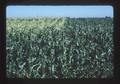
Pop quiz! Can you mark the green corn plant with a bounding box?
[6,17,113,78]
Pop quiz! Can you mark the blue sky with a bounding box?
[6,5,113,18]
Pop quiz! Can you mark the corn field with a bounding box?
[6,17,113,78]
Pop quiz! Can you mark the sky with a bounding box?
[6,5,113,18]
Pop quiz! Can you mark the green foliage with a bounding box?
[6,17,113,78]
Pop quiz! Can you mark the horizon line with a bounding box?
[6,16,113,18]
